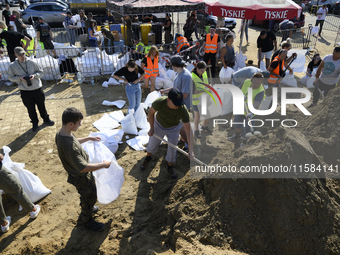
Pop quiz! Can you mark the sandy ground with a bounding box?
[0,12,340,255]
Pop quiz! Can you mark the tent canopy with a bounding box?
[106,0,205,15]
[194,0,302,20]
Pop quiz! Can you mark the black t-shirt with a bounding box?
[2,10,10,25]
[204,34,221,43]
[0,30,25,54]
[164,19,171,31]
[307,59,322,73]
[36,22,51,40]
[114,66,145,83]
[257,31,276,52]
[270,59,284,76]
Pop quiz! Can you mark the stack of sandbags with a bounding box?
[0,57,11,80]
[34,55,61,80]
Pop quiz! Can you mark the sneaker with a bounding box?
[30,205,41,219]
[92,206,99,214]
[201,125,213,133]
[140,156,151,170]
[43,119,55,126]
[307,103,317,108]
[1,216,11,233]
[32,123,39,131]
[84,217,105,232]
[167,165,177,179]
[227,133,242,141]
[194,130,201,139]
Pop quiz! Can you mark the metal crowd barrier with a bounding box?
[275,26,318,51]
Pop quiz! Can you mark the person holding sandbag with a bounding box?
[112,59,145,112]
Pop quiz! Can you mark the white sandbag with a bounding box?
[108,78,120,85]
[155,77,165,90]
[102,100,126,108]
[158,64,168,79]
[306,76,316,89]
[234,51,247,70]
[166,70,177,81]
[310,26,319,35]
[82,141,124,204]
[144,91,161,108]
[134,105,149,130]
[260,60,266,71]
[280,73,298,87]
[35,43,48,58]
[92,113,120,131]
[102,81,109,87]
[299,75,308,86]
[2,146,51,203]
[89,129,124,154]
[126,135,150,151]
[73,14,82,27]
[219,66,234,84]
[121,112,138,135]
[109,110,125,123]
[186,63,195,72]
[287,49,307,73]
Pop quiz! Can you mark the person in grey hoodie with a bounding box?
[7,46,54,131]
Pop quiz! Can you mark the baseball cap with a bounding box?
[14,47,25,55]
[38,16,44,20]
[170,55,185,65]
[168,88,185,106]
[210,25,216,29]
[334,46,340,52]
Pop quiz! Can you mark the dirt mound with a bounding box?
[164,88,340,254]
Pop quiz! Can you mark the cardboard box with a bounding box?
[148,33,155,45]
[111,30,120,42]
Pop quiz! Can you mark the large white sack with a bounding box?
[259,60,266,71]
[166,70,177,81]
[2,146,51,203]
[281,73,298,87]
[82,141,124,204]
[121,112,138,135]
[219,66,234,84]
[89,129,124,154]
[144,91,161,108]
[109,110,125,123]
[287,49,307,73]
[134,105,150,130]
[306,76,316,89]
[92,113,120,131]
[234,51,247,70]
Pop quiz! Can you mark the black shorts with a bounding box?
[42,39,54,50]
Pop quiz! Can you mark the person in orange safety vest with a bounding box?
[202,25,221,78]
[141,45,159,92]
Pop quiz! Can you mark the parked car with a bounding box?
[29,0,70,8]
[307,0,335,14]
[21,2,69,26]
[251,12,305,32]
[197,10,236,30]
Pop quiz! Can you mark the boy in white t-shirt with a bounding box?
[315,4,328,36]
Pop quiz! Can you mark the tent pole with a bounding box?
[177,12,179,34]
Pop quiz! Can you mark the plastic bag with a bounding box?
[280,73,298,87]
[219,66,234,84]
[259,60,266,71]
[89,129,124,154]
[234,51,247,71]
[2,146,51,203]
[311,26,319,35]
[121,112,138,135]
[134,105,150,130]
[82,141,124,204]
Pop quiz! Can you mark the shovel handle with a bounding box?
[153,134,207,166]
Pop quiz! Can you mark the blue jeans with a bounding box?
[125,83,141,112]
[66,28,76,46]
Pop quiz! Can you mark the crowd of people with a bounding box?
[1,4,340,234]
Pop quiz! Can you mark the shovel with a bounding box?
[244,101,262,141]
[153,134,207,166]
[314,83,325,100]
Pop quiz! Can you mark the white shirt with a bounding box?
[317,7,328,20]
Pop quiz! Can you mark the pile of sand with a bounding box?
[163,87,340,254]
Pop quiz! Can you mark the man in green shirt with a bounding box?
[140,88,193,179]
[55,107,111,231]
